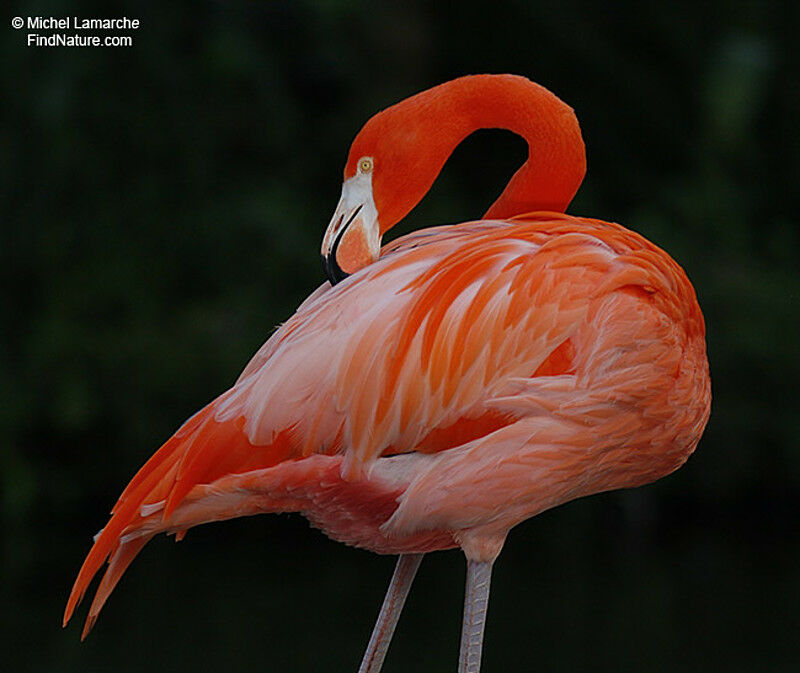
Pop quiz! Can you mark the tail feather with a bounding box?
[81,534,153,640]
[63,445,181,630]
[64,393,299,637]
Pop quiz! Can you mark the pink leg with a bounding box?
[458,559,494,673]
[358,553,424,673]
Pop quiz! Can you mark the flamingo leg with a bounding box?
[358,553,424,673]
[458,559,494,673]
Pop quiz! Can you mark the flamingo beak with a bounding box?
[321,173,380,285]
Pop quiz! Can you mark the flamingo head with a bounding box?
[321,155,380,285]
[321,99,448,285]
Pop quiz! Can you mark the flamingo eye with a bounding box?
[358,157,373,173]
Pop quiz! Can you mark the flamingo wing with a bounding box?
[220,218,621,471]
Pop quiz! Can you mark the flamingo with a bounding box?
[64,74,711,673]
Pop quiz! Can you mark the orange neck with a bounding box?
[354,75,586,230]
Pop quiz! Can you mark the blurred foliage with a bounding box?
[1,0,798,671]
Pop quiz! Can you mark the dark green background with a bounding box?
[3,1,798,671]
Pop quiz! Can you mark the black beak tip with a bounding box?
[322,253,349,286]
[323,217,352,286]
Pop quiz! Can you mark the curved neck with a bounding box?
[437,75,586,218]
[368,75,586,227]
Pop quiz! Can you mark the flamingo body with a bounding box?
[66,213,709,633]
[65,75,710,672]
